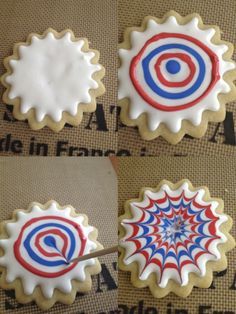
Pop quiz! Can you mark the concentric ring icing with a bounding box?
[119,15,235,133]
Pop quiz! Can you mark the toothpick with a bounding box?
[67,245,118,264]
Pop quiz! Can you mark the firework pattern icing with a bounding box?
[120,182,228,288]
[0,201,99,298]
[119,14,235,133]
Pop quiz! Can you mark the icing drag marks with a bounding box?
[120,183,228,288]
[0,201,99,298]
[14,216,86,278]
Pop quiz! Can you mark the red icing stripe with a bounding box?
[154,52,196,87]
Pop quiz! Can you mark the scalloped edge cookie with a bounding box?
[118,179,235,298]
[0,200,103,310]
[1,29,105,132]
[118,11,236,144]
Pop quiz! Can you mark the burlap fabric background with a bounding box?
[0,0,117,156]
[118,157,236,313]
[118,0,236,156]
[0,157,117,313]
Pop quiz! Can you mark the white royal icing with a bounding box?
[119,16,235,133]
[0,202,98,299]
[6,31,102,122]
[120,182,228,288]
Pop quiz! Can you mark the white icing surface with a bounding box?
[120,182,228,288]
[0,202,98,299]
[6,31,102,122]
[118,16,235,133]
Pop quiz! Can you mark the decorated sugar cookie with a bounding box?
[119,180,235,297]
[118,11,236,143]
[1,29,105,132]
[0,201,103,310]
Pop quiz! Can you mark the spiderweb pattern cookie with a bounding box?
[119,180,235,297]
[0,201,102,310]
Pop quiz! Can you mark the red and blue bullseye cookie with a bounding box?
[118,11,236,144]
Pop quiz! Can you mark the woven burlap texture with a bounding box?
[0,0,117,156]
[118,157,236,313]
[0,157,117,314]
[118,0,236,156]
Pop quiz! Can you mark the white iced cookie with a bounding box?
[118,11,236,143]
[1,29,105,132]
[119,180,235,298]
[0,201,103,310]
